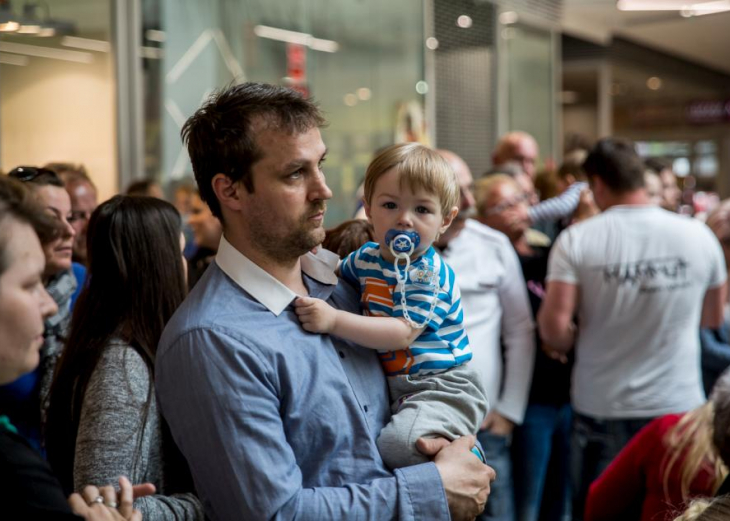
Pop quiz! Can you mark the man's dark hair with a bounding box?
[583,138,645,193]
[126,178,160,197]
[181,82,326,220]
[644,157,672,175]
[0,176,60,276]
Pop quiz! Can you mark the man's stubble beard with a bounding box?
[247,203,327,262]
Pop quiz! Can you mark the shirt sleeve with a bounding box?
[584,418,659,521]
[74,344,203,521]
[528,182,587,224]
[155,328,450,521]
[546,229,580,285]
[339,249,361,286]
[495,240,536,424]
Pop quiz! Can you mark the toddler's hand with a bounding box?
[294,296,337,334]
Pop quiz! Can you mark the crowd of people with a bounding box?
[2,81,730,521]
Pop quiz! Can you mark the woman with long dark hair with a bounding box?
[46,195,203,520]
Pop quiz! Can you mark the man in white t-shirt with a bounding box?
[538,137,727,519]
[438,150,536,521]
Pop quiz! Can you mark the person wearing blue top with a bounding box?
[295,143,488,469]
[155,82,495,521]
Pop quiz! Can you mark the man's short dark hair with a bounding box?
[644,157,672,175]
[181,82,326,220]
[583,138,645,194]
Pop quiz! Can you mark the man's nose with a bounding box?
[309,169,332,201]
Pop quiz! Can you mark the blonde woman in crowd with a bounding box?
[585,369,730,521]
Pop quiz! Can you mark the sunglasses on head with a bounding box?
[8,166,60,183]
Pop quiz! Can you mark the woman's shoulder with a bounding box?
[88,339,152,400]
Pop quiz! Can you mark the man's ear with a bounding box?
[212,173,245,213]
[440,206,459,234]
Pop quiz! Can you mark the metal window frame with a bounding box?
[113,0,144,192]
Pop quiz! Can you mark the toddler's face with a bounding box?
[365,167,453,262]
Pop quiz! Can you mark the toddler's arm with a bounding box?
[294,297,423,350]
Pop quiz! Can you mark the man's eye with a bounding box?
[383,202,397,209]
[289,170,303,179]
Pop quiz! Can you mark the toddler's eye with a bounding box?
[416,206,431,214]
[383,202,397,209]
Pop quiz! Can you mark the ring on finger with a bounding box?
[105,500,118,509]
[88,496,104,506]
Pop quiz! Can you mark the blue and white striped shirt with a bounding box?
[341,242,471,376]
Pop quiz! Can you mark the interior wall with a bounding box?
[0,52,118,201]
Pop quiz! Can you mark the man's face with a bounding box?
[509,138,539,179]
[660,169,681,211]
[435,153,475,248]
[239,125,331,262]
[66,180,97,264]
[481,181,530,243]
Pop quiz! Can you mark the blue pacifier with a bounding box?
[385,229,420,257]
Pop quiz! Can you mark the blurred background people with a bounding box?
[321,219,374,259]
[539,138,727,520]
[126,179,165,200]
[0,175,144,521]
[475,174,573,521]
[701,200,730,396]
[437,149,536,521]
[46,195,203,519]
[645,158,682,212]
[493,131,540,180]
[43,163,98,268]
[186,190,222,289]
[0,166,77,451]
[585,369,730,521]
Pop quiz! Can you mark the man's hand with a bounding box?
[294,296,338,333]
[480,412,515,436]
[417,435,496,521]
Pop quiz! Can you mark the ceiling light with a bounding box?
[416,81,429,94]
[356,87,371,101]
[0,21,19,32]
[499,11,519,24]
[17,24,41,34]
[0,41,92,63]
[617,0,730,15]
[646,76,663,90]
[425,37,439,50]
[457,15,473,28]
[253,25,339,53]
[62,36,111,52]
[344,93,357,107]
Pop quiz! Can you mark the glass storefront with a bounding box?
[148,0,426,225]
[0,0,117,200]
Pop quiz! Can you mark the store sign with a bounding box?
[287,43,308,97]
[686,100,730,124]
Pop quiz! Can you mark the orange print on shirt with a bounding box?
[379,348,415,375]
[362,277,394,312]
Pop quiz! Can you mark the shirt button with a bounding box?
[338,351,346,359]
[364,405,369,412]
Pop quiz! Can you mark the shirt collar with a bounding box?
[215,235,340,316]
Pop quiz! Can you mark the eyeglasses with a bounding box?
[8,166,60,183]
[483,194,529,216]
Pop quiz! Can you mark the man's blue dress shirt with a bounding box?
[155,237,449,521]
